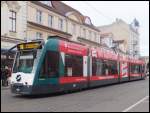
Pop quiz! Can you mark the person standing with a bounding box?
[2,67,8,87]
[4,66,9,86]
[7,67,12,86]
[1,68,5,86]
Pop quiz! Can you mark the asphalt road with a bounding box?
[1,77,149,112]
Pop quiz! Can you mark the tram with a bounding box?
[10,36,146,95]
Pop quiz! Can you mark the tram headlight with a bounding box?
[25,82,30,88]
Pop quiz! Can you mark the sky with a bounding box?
[62,1,149,56]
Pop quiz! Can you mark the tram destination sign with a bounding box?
[17,42,42,50]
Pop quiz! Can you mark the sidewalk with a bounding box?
[1,86,10,90]
[1,81,10,90]
[1,80,10,90]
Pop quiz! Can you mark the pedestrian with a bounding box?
[4,66,9,87]
[7,67,12,86]
[2,67,8,87]
[1,67,5,86]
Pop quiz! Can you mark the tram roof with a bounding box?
[14,36,145,64]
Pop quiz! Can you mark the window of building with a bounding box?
[48,15,53,27]
[92,58,118,76]
[39,51,60,78]
[94,33,97,41]
[9,10,16,32]
[85,17,92,25]
[65,54,83,77]
[58,18,63,30]
[36,32,42,39]
[89,30,91,39]
[72,23,76,35]
[83,28,86,38]
[130,64,140,74]
[80,27,82,37]
[36,10,42,24]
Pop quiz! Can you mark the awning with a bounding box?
[1,48,16,55]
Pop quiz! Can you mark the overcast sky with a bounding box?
[62,1,149,56]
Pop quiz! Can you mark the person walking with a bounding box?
[4,66,9,87]
[7,67,12,86]
[2,67,8,87]
[1,68,5,86]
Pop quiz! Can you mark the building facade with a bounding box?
[27,1,100,47]
[128,20,140,57]
[100,32,114,48]
[1,1,27,68]
[98,19,140,57]
[1,1,101,68]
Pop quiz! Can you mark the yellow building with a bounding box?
[27,1,100,47]
[1,1,101,68]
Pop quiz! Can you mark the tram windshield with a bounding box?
[13,50,37,73]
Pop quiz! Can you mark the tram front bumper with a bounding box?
[11,83,33,95]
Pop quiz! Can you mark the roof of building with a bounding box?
[52,1,83,18]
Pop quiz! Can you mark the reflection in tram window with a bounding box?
[92,58,104,76]
[39,51,60,78]
[65,54,83,77]
[92,58,118,76]
[13,51,36,73]
[141,65,145,73]
[131,64,140,74]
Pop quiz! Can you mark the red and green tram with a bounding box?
[10,36,146,95]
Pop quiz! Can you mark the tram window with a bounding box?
[92,58,118,76]
[13,51,35,73]
[141,65,145,73]
[65,54,83,77]
[39,51,59,78]
[111,60,118,75]
[92,58,96,76]
[131,64,140,74]
[92,58,104,76]
[103,60,118,75]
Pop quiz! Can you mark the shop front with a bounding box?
[1,49,16,69]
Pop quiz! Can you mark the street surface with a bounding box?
[1,77,149,112]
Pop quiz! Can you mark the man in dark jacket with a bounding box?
[2,68,8,86]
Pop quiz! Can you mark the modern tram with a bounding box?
[10,36,146,95]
